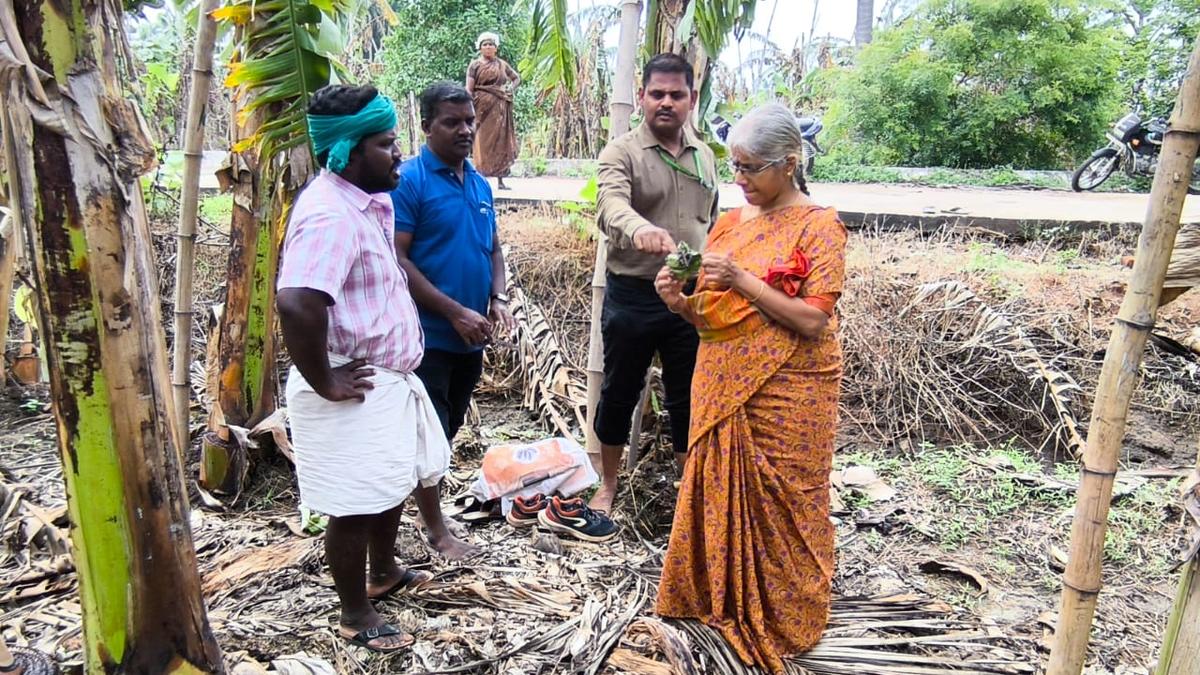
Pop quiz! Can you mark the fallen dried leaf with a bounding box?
[202,538,316,595]
[918,559,991,594]
[834,466,897,502]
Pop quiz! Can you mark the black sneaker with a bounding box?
[537,495,618,542]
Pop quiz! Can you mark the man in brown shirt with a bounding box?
[589,53,719,515]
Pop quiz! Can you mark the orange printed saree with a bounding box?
[656,205,847,673]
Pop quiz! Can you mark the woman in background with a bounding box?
[466,31,520,190]
[654,103,847,673]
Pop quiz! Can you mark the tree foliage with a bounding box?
[826,0,1124,169]
[523,0,577,96]
[378,0,528,100]
[1119,0,1200,116]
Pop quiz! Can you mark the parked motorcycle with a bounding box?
[711,112,823,176]
[1071,112,1200,194]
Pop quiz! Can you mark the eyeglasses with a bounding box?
[730,159,781,175]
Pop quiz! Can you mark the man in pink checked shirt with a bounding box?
[276,84,445,654]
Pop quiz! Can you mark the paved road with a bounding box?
[491,176,1200,232]
[196,151,1199,231]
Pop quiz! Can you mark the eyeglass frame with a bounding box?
[729,158,784,175]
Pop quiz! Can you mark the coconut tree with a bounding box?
[0,0,221,670]
[200,0,355,495]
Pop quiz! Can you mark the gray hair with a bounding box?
[727,103,808,191]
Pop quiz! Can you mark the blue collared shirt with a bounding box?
[392,146,496,353]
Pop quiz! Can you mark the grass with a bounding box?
[200,194,233,224]
[1103,479,1182,577]
[527,156,549,177]
[841,442,1181,574]
[808,157,1154,193]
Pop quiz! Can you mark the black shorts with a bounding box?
[413,348,485,442]
[593,273,699,453]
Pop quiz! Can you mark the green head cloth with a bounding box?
[307,93,397,174]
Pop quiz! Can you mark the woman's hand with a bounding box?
[654,266,687,312]
[699,253,747,292]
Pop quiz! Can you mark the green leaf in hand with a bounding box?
[666,241,702,280]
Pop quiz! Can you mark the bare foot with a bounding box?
[427,530,481,560]
[588,484,617,514]
[414,511,469,539]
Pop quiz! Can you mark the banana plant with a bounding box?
[521,0,578,97]
[676,0,758,137]
[201,0,355,496]
[0,0,221,670]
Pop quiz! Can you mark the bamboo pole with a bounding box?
[626,370,652,470]
[586,0,642,457]
[408,91,420,156]
[1048,34,1200,675]
[171,0,221,448]
[1154,441,1200,674]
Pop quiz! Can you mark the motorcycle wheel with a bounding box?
[1071,148,1118,192]
[802,139,817,176]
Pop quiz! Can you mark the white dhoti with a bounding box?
[285,354,450,517]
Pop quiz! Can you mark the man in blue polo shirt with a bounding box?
[392,82,516,559]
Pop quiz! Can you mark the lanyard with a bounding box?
[656,146,713,192]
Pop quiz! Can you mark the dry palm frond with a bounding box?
[902,280,1085,457]
[671,593,1033,675]
[841,278,1086,456]
[624,617,700,674]
[1165,222,1200,289]
[409,577,577,617]
[505,254,588,441]
[411,576,648,674]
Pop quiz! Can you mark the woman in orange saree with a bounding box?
[654,104,847,674]
[466,32,520,190]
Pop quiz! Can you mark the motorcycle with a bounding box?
[1071,112,1200,194]
[711,112,823,176]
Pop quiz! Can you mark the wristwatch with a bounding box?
[491,293,510,304]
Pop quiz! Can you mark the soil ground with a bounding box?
[1,207,1198,674]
